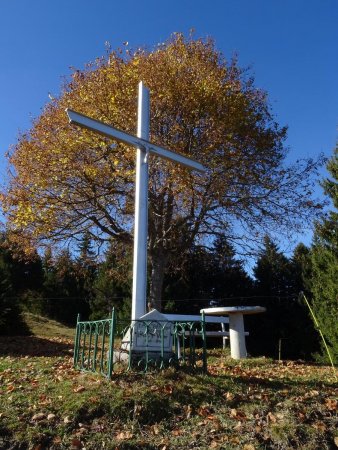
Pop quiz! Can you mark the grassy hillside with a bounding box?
[22,312,75,340]
[0,315,337,449]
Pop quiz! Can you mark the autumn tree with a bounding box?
[1,33,323,311]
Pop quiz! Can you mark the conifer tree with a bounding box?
[42,249,90,324]
[0,233,31,334]
[253,237,317,359]
[291,243,312,295]
[90,241,131,320]
[163,236,252,314]
[75,232,97,316]
[310,145,338,363]
[0,251,16,334]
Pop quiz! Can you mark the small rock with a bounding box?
[47,413,56,421]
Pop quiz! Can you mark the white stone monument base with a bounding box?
[117,309,174,364]
[113,349,175,365]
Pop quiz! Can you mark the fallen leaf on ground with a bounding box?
[325,398,337,411]
[71,438,82,449]
[116,431,133,440]
[267,412,277,423]
[312,421,326,432]
[73,385,85,393]
[198,405,212,417]
[32,413,45,421]
[172,429,183,436]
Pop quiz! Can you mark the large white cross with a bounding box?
[66,81,205,321]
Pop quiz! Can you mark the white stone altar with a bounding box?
[121,309,173,354]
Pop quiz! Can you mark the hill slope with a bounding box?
[0,315,337,449]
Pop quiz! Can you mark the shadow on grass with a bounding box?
[207,370,338,390]
[0,335,73,357]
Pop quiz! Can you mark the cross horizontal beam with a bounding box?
[66,108,205,173]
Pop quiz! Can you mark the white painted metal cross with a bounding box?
[66,81,205,321]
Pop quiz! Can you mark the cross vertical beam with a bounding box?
[65,82,205,323]
[131,82,150,320]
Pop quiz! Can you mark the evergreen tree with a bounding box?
[42,249,90,325]
[163,245,214,313]
[0,232,44,312]
[0,233,31,334]
[291,243,312,296]
[289,243,319,358]
[163,237,252,314]
[89,241,131,321]
[75,232,97,317]
[252,237,317,359]
[254,237,293,299]
[310,145,338,363]
[0,248,17,334]
[210,236,253,304]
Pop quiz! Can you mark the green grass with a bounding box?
[22,312,75,340]
[0,315,337,449]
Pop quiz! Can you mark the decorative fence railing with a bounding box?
[73,310,207,378]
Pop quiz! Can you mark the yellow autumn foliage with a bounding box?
[1,33,321,305]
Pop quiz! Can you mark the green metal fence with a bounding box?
[73,309,207,378]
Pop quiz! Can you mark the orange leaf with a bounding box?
[172,429,182,436]
[312,421,326,432]
[325,398,337,411]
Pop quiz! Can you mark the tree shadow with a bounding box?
[207,370,338,390]
[0,335,73,357]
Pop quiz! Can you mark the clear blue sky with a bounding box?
[0,0,337,252]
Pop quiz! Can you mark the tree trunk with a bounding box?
[149,250,167,312]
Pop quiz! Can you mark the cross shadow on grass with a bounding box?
[0,335,73,357]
